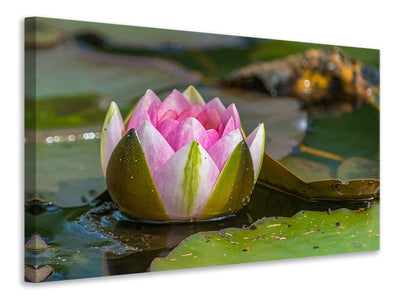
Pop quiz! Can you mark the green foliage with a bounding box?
[150,205,379,271]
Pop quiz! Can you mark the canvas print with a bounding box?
[25,17,380,282]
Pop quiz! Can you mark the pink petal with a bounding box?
[157,89,191,120]
[205,97,226,116]
[156,119,180,138]
[153,141,220,220]
[207,128,243,170]
[127,103,151,131]
[196,108,221,131]
[137,121,175,176]
[128,89,161,130]
[217,123,223,136]
[205,129,220,149]
[221,117,235,137]
[165,117,209,151]
[220,103,241,130]
[176,104,204,122]
[245,124,265,179]
[141,89,162,107]
[158,109,178,123]
[147,100,159,126]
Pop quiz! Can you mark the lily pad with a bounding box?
[26,40,198,104]
[150,205,379,271]
[302,105,379,161]
[25,140,105,207]
[278,156,333,182]
[38,17,242,49]
[337,157,380,182]
[259,152,379,202]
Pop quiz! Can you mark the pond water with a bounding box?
[25,179,375,281]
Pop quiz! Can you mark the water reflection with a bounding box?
[89,184,372,276]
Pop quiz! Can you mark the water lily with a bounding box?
[101,86,265,222]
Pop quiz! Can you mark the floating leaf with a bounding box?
[150,205,379,271]
[278,156,332,182]
[337,157,380,182]
[26,41,198,104]
[259,152,379,202]
[25,140,105,207]
[302,105,379,161]
[38,17,242,49]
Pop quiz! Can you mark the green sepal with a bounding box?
[183,85,206,105]
[106,128,169,221]
[198,141,254,219]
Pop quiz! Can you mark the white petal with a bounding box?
[153,141,220,220]
[101,101,124,176]
[245,123,265,180]
[207,128,243,170]
[137,121,175,176]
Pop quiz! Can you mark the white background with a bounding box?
[2,1,399,299]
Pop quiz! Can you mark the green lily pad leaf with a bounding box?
[26,39,198,105]
[258,152,379,201]
[337,157,380,182]
[38,17,239,49]
[198,141,254,220]
[106,129,169,221]
[302,106,379,161]
[25,94,112,132]
[25,18,65,49]
[25,140,106,207]
[150,205,379,271]
[278,156,332,182]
